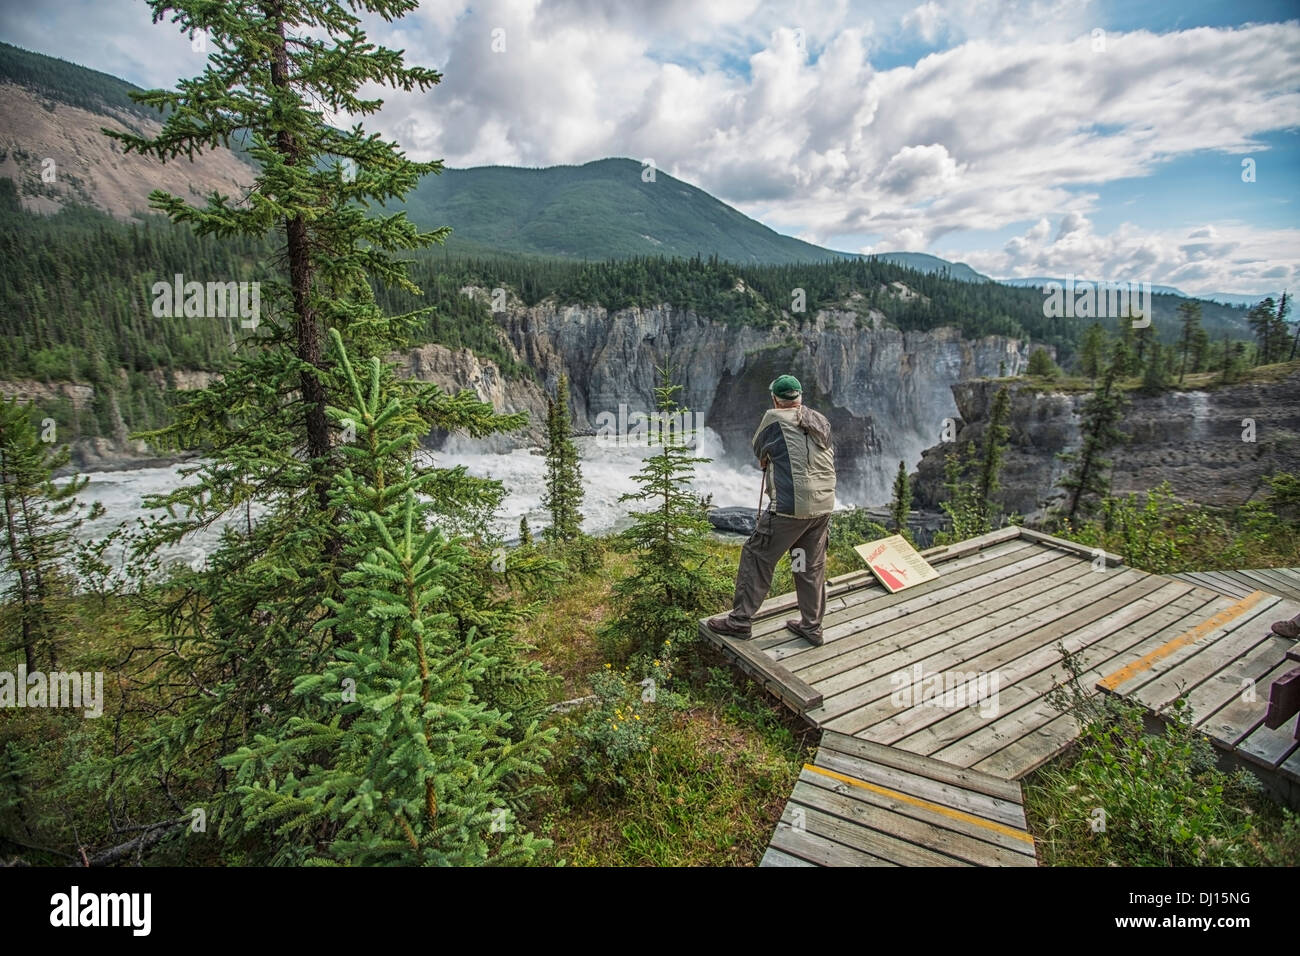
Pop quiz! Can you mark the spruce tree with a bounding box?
[1057,341,1129,524]
[222,332,554,865]
[99,0,531,847]
[1141,340,1171,394]
[1079,323,1108,381]
[935,442,985,544]
[0,399,99,670]
[1176,301,1202,383]
[1027,347,1058,379]
[600,368,729,663]
[1131,321,1155,373]
[888,460,913,544]
[1191,326,1210,373]
[975,386,1012,526]
[518,515,532,546]
[542,373,584,543]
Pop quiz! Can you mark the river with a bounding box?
[69,428,782,570]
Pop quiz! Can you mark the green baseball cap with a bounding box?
[769,374,802,399]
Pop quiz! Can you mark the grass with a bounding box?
[1023,737,1300,866]
[1020,648,1300,866]
[515,547,635,700]
[534,704,805,866]
[516,537,815,866]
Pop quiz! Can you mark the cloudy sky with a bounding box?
[3,0,1298,295]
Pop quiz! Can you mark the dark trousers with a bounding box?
[726,510,830,638]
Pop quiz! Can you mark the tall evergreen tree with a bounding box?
[599,369,729,662]
[1176,300,1202,383]
[1079,323,1108,381]
[223,332,553,865]
[1247,296,1289,365]
[542,373,584,543]
[1141,340,1171,394]
[1027,347,1058,379]
[1191,326,1210,374]
[888,460,913,544]
[935,442,986,544]
[1057,341,1129,524]
[0,399,99,670]
[98,0,532,851]
[975,386,1012,526]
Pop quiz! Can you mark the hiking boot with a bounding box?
[707,615,752,639]
[1272,616,1300,640]
[787,619,824,647]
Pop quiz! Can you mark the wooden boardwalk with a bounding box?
[761,731,1036,867]
[702,526,1300,782]
[1097,593,1300,802]
[1170,567,1300,605]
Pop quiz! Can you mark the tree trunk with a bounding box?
[268,3,332,510]
[0,450,37,672]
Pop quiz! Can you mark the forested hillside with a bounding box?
[1,171,1257,448]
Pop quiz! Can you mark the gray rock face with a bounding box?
[22,302,1030,495]
[465,295,1028,506]
[392,343,550,450]
[708,506,759,535]
[913,369,1300,519]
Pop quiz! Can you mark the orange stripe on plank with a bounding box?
[802,763,1034,845]
[1097,590,1268,692]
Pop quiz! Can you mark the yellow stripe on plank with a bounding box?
[1097,590,1268,692]
[802,763,1035,845]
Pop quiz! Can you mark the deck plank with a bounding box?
[817,730,1023,803]
[1097,592,1281,698]
[755,542,1052,655]
[798,557,1098,690]
[795,766,1034,857]
[1115,599,1285,711]
[1235,715,1300,769]
[759,846,817,867]
[1196,660,1298,748]
[749,538,1037,641]
[1181,633,1298,728]
[892,588,1215,760]
[823,572,1172,737]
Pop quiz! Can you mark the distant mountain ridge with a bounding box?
[397,158,851,264]
[1000,276,1276,308]
[0,40,1266,318]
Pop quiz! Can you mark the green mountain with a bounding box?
[0,40,158,120]
[396,158,853,264]
[0,42,992,276]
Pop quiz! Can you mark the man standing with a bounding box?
[708,375,837,645]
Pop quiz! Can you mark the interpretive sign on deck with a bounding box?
[854,534,940,593]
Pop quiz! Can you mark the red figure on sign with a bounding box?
[872,563,906,590]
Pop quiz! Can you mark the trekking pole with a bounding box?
[757,462,767,516]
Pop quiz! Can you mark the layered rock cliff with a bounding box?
[912,366,1300,519]
[464,293,1028,504]
[13,298,1031,503]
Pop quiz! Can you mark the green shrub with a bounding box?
[569,657,685,795]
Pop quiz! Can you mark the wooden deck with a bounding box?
[701,526,1300,782]
[1170,567,1300,604]
[761,731,1036,867]
[1097,590,1300,802]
